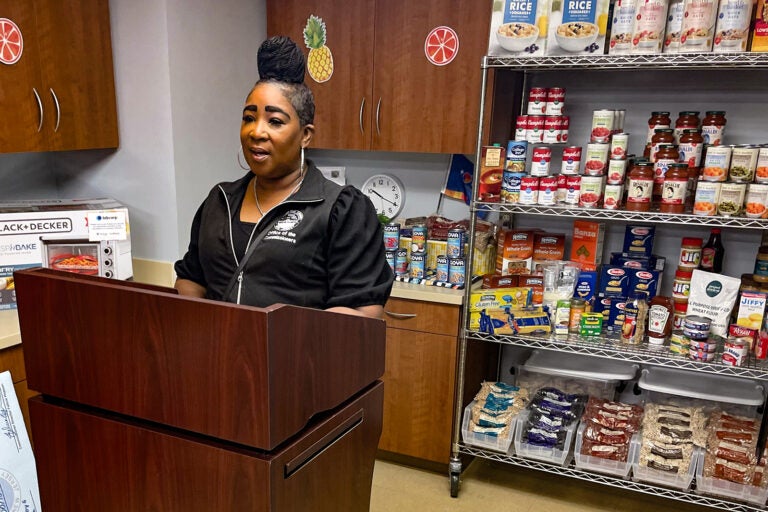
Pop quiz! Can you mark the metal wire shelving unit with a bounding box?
[449,53,768,509]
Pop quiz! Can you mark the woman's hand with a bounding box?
[174,278,206,298]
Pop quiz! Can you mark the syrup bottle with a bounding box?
[701,228,725,273]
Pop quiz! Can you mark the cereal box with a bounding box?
[679,0,719,52]
[609,0,639,54]
[570,220,605,271]
[630,0,671,54]
[547,0,611,55]
[752,0,768,51]
[663,0,686,52]
[488,0,551,57]
[712,0,754,52]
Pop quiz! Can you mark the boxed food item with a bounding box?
[547,0,611,55]
[608,0,640,54]
[497,229,539,275]
[518,274,545,305]
[482,273,519,289]
[570,220,605,271]
[752,0,768,51]
[470,307,551,335]
[479,145,505,202]
[622,225,655,256]
[469,287,534,311]
[572,270,598,301]
[679,0,719,52]
[599,266,630,298]
[630,0,671,53]
[628,269,660,298]
[488,0,551,57]
[533,232,566,262]
[0,198,132,309]
[712,0,754,52]
[663,0,686,52]
[736,291,767,330]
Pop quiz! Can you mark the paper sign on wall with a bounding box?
[87,210,128,241]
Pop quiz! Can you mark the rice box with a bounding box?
[630,0,671,54]
[489,0,552,57]
[547,0,611,55]
[752,0,768,51]
[609,0,639,54]
[712,0,754,52]
[679,0,719,52]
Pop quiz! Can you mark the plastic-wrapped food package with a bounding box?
[522,387,586,450]
[703,410,761,485]
[638,403,705,474]
[639,440,695,474]
[469,381,529,437]
[579,397,643,462]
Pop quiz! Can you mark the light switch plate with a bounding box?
[317,166,346,186]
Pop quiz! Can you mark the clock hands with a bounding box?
[369,189,398,206]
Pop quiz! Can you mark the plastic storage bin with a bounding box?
[517,350,638,400]
[461,402,516,454]
[574,422,636,478]
[695,455,768,505]
[631,435,699,490]
[514,411,578,466]
[637,367,765,417]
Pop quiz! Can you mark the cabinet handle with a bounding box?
[33,88,43,132]
[50,88,60,132]
[358,97,365,134]
[375,97,382,135]
[384,311,417,319]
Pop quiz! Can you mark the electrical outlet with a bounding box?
[317,166,346,186]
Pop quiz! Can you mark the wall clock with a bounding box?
[360,174,405,221]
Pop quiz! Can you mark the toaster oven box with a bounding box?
[0,198,132,310]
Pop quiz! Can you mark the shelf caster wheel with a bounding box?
[450,472,460,498]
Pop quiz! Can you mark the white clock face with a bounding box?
[361,174,405,220]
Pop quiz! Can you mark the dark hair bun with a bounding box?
[257,36,306,84]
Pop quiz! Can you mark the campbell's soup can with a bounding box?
[527,115,545,143]
[556,174,568,203]
[590,110,615,143]
[394,249,408,275]
[545,87,566,115]
[701,145,731,182]
[610,133,629,160]
[502,171,525,203]
[542,116,562,144]
[436,255,449,282]
[579,176,604,208]
[527,87,548,115]
[410,251,426,279]
[531,147,553,176]
[383,223,400,250]
[755,147,768,184]
[519,176,540,204]
[538,176,558,205]
[515,115,529,141]
[447,228,466,258]
[603,184,623,209]
[607,159,628,185]
[561,146,582,174]
[385,250,396,273]
[564,175,582,205]
[448,257,466,287]
[561,116,570,143]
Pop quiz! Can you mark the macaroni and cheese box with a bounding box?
[752,0,768,51]
[488,0,551,57]
[547,0,611,55]
[570,220,605,271]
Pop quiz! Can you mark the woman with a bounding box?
[175,36,393,318]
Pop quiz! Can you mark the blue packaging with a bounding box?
[610,252,665,272]
[628,269,660,299]
[592,296,612,315]
[622,225,655,256]
[607,297,628,332]
[598,266,630,298]
[573,271,598,302]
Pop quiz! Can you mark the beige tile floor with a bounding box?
[370,458,706,512]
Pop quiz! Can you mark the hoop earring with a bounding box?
[237,147,249,171]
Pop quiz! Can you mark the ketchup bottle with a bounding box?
[701,228,725,273]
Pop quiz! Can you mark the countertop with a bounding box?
[389,282,464,306]
[0,309,21,351]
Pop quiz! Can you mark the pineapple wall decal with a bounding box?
[303,15,334,83]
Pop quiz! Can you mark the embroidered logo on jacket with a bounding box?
[264,210,303,244]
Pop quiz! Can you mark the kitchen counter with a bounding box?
[389,282,464,306]
[0,309,21,351]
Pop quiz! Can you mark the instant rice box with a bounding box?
[488,0,552,56]
[546,0,611,55]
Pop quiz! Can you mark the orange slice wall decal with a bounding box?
[425,26,459,66]
[0,18,23,65]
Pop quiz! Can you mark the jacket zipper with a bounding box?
[236,271,244,304]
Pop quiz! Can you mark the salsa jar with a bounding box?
[678,129,704,170]
[660,163,688,213]
[647,111,672,144]
[701,111,726,146]
[674,111,700,143]
[626,161,655,211]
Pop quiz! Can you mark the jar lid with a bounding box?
[651,111,671,116]
[682,237,703,246]
[654,128,674,133]
[675,269,693,278]
[668,163,688,168]
[705,111,726,116]
[678,111,701,116]
[673,301,689,312]
[681,128,701,133]
[633,161,653,168]
[658,144,678,149]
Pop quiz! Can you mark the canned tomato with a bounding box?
[502,171,525,203]
[436,255,449,282]
[607,159,627,185]
[515,115,528,140]
[411,224,427,253]
[448,257,466,286]
[745,183,768,218]
[527,87,547,115]
[717,182,746,217]
[590,110,615,143]
[531,147,552,176]
[729,145,759,183]
[561,116,570,143]
[584,143,610,175]
[447,228,466,258]
[383,223,400,250]
[614,110,626,134]
[755,147,768,184]
[603,184,623,209]
[538,176,558,205]
[385,250,396,273]
[542,116,562,144]
[545,87,566,115]
[556,174,568,203]
[561,146,582,174]
[701,145,731,182]
[693,181,721,216]
[610,133,629,160]
[410,251,426,279]
[579,176,604,208]
[395,249,408,275]
[565,175,582,205]
[527,115,545,143]
[519,176,540,204]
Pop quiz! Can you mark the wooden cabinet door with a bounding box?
[34,0,118,151]
[0,2,45,153]
[267,0,375,151]
[371,0,491,154]
[379,328,457,464]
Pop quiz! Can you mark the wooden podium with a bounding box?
[15,268,386,511]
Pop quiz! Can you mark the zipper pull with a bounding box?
[236,271,244,304]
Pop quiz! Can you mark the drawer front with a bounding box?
[383,298,460,337]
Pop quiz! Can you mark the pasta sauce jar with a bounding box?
[626,161,654,211]
[653,144,680,199]
[647,111,672,144]
[674,111,700,143]
[701,111,726,146]
[678,129,703,170]
[648,128,675,162]
[660,163,688,213]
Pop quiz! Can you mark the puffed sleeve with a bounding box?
[325,186,394,308]
[174,202,207,287]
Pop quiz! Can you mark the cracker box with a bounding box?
[712,0,754,52]
[547,0,611,55]
[489,0,551,57]
[0,198,132,309]
[570,220,605,271]
[752,0,768,51]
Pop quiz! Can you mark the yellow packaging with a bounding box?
[752,0,768,51]
[470,307,551,335]
[736,291,767,330]
[469,288,533,312]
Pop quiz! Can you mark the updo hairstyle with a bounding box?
[256,36,315,127]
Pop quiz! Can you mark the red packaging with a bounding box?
[527,115,545,143]
[756,332,768,359]
[561,146,582,174]
[527,87,548,115]
[482,273,519,289]
[561,116,570,143]
[545,88,566,116]
[543,116,563,143]
[515,115,529,140]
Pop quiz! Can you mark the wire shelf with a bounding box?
[473,202,768,230]
[465,330,768,380]
[484,53,768,70]
[459,444,767,512]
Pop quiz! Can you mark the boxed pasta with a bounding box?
[546,0,611,55]
[630,0,671,54]
[488,0,552,57]
[497,229,539,275]
[570,220,605,271]
[679,0,719,52]
[752,0,768,51]
[712,0,754,52]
